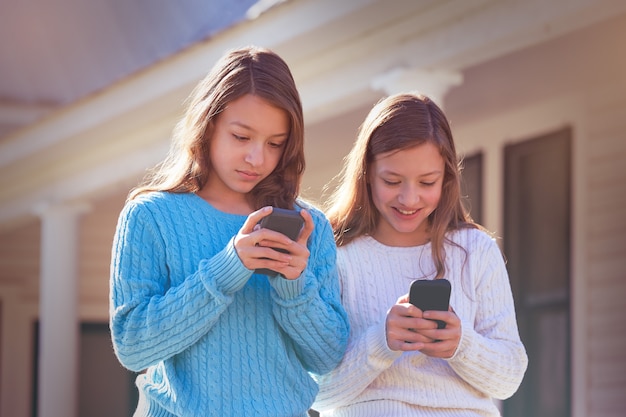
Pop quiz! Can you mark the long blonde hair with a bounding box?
[325,92,478,278]
[129,46,305,210]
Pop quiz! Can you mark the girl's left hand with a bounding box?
[234,207,313,280]
[417,306,461,358]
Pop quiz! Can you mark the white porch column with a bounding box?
[36,202,89,417]
[371,67,463,108]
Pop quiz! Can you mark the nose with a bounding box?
[397,184,420,207]
[244,143,264,166]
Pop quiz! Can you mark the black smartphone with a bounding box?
[254,208,304,277]
[409,278,451,329]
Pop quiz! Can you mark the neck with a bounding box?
[196,188,253,215]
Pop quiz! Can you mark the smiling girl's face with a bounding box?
[368,142,444,247]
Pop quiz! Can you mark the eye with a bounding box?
[233,134,249,141]
[421,181,436,187]
[268,141,285,149]
[382,179,400,186]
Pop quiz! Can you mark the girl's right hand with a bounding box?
[385,294,430,351]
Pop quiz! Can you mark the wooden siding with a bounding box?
[585,81,626,417]
[78,192,127,320]
[0,220,40,302]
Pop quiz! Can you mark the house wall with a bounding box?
[443,13,626,417]
[584,81,626,417]
[78,192,128,321]
[0,221,39,417]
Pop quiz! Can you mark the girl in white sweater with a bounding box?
[313,93,528,417]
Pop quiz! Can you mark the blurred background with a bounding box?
[0,0,625,416]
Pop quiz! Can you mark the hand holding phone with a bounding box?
[409,279,451,329]
[254,208,304,277]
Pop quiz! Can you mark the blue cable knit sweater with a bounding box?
[109,192,349,417]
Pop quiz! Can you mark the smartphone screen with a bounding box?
[409,278,451,329]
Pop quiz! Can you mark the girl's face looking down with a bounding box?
[202,94,289,212]
[369,142,444,247]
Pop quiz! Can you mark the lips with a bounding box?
[396,207,419,216]
[237,170,261,181]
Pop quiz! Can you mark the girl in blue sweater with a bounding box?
[110,46,349,417]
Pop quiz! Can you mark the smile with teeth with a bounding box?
[396,208,418,215]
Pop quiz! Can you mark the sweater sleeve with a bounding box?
[109,199,252,372]
[268,207,350,375]
[446,235,528,399]
[312,320,402,411]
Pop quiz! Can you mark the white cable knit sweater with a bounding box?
[313,229,528,417]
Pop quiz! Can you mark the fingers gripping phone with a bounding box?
[254,208,304,277]
[409,279,451,329]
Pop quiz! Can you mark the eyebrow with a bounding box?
[230,121,289,138]
[379,169,443,177]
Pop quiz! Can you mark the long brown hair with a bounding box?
[325,92,478,278]
[129,46,305,210]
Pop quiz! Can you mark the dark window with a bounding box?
[32,322,138,417]
[79,323,138,417]
[503,128,572,417]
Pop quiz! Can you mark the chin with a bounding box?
[392,221,427,235]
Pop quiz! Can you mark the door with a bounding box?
[502,128,572,417]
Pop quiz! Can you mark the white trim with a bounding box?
[371,67,463,107]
